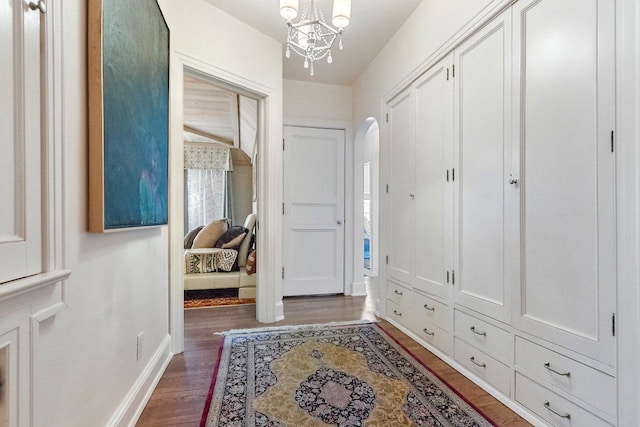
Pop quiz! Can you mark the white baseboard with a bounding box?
[351,281,367,296]
[274,300,285,322]
[107,334,173,427]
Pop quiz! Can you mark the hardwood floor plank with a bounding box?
[137,293,530,426]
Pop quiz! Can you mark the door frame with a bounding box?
[283,118,359,295]
[169,53,284,354]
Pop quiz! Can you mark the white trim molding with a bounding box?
[616,0,640,424]
[106,335,173,427]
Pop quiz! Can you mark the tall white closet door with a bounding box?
[453,11,513,323]
[388,89,415,285]
[0,1,42,284]
[512,0,616,365]
[414,57,453,299]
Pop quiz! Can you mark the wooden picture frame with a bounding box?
[88,0,170,232]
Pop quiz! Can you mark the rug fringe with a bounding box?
[214,319,377,336]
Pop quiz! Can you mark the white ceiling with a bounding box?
[203,0,422,85]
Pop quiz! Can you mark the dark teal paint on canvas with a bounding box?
[102,0,169,228]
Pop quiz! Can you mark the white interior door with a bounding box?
[283,126,345,296]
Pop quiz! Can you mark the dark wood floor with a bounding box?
[137,293,530,426]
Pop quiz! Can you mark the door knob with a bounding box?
[28,0,47,14]
[410,193,415,199]
[337,220,342,225]
[509,174,518,185]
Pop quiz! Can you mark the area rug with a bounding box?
[184,289,255,309]
[201,322,495,426]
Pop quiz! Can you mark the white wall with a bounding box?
[32,0,283,425]
[36,1,170,424]
[232,164,254,225]
[284,79,352,122]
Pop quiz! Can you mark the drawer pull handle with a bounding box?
[422,328,435,336]
[469,356,486,368]
[394,290,403,296]
[544,362,571,377]
[423,304,435,311]
[393,310,402,316]
[470,326,487,336]
[544,401,571,419]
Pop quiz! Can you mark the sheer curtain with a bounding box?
[186,169,226,232]
[184,144,233,232]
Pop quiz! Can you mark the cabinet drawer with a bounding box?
[515,373,612,427]
[454,310,512,364]
[454,338,511,396]
[387,299,411,329]
[515,337,615,417]
[412,292,449,330]
[387,281,412,306]
[409,319,450,355]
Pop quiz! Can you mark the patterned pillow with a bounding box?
[217,249,239,272]
[183,226,203,249]
[215,226,248,249]
[192,219,228,248]
[245,250,256,275]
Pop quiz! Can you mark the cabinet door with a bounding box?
[414,56,454,299]
[387,89,415,285]
[512,0,616,366]
[453,11,513,323]
[0,1,42,283]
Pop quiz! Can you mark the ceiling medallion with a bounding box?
[280,0,351,76]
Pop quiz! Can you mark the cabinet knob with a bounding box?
[509,174,518,185]
[410,193,415,199]
[28,0,47,14]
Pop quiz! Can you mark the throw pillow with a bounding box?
[245,250,256,275]
[192,219,228,249]
[215,226,248,249]
[183,225,204,249]
[221,232,247,249]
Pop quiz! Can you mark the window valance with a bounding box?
[184,143,233,171]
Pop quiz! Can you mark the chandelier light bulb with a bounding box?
[332,0,351,29]
[304,58,309,69]
[286,46,291,58]
[280,0,299,21]
[310,61,314,76]
[327,52,333,64]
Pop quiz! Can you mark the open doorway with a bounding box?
[361,120,379,278]
[181,70,259,310]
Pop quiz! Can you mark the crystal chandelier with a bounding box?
[280,0,352,76]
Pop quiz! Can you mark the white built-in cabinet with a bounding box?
[453,11,514,324]
[385,0,617,425]
[0,0,43,284]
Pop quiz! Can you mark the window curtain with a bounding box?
[184,144,233,232]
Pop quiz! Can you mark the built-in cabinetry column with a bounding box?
[511,0,616,367]
[388,89,415,286]
[452,10,514,325]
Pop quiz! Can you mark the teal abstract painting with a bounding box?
[91,0,169,230]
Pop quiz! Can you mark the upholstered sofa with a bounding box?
[183,213,256,298]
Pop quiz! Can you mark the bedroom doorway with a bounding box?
[181,70,259,310]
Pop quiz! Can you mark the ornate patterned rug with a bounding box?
[201,322,495,426]
[184,289,256,309]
